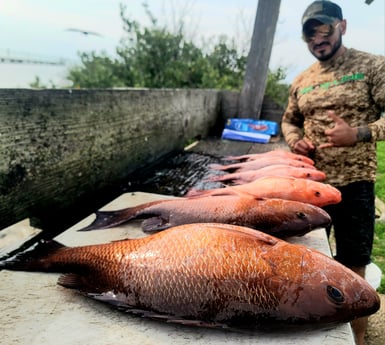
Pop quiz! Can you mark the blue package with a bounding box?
[225,118,279,136]
[221,128,270,144]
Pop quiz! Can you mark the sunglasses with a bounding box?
[302,22,341,43]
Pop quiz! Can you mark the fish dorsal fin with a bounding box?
[205,223,278,246]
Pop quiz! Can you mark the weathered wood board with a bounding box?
[0,89,221,231]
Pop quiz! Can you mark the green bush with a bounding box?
[376,141,385,200]
[374,141,385,293]
[63,3,289,107]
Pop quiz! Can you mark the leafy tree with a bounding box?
[115,3,246,89]
[201,37,246,90]
[117,18,205,87]
[64,2,289,107]
[265,67,290,108]
[68,52,123,88]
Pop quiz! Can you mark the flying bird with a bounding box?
[65,28,102,37]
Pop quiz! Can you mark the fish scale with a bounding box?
[135,232,253,313]
[124,230,281,316]
[186,176,341,208]
[1,223,380,327]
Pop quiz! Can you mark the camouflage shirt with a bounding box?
[281,48,385,187]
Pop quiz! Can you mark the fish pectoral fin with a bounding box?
[141,217,170,232]
[85,293,230,329]
[166,318,229,328]
[122,308,229,329]
[58,273,87,289]
[87,291,133,309]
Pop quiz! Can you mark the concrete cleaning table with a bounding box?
[0,192,355,345]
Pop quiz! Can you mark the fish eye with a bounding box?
[327,285,345,304]
[296,212,307,219]
[315,191,321,197]
[306,173,311,177]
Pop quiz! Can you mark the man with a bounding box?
[281,1,385,344]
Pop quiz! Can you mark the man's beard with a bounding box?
[310,35,342,61]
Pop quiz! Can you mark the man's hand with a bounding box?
[292,137,315,156]
[318,111,358,149]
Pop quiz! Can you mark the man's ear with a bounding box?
[340,19,347,35]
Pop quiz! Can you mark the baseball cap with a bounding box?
[302,1,343,29]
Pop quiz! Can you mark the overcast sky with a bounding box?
[0,0,383,88]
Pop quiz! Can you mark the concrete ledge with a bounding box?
[0,89,221,231]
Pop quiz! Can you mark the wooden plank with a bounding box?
[238,0,281,118]
[0,192,355,345]
[0,219,41,258]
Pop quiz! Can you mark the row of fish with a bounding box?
[223,149,315,165]
[196,149,325,184]
[204,164,326,184]
[80,150,341,237]
[1,149,380,331]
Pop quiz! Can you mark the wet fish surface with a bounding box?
[78,194,331,237]
[223,150,315,166]
[206,165,326,184]
[210,157,315,173]
[186,176,341,207]
[1,223,380,328]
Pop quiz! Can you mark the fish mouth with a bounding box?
[295,211,331,231]
[350,290,381,318]
[320,276,381,322]
[272,216,331,237]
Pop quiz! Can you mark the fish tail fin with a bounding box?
[208,163,227,171]
[78,208,136,231]
[222,155,238,161]
[0,239,66,272]
[203,174,229,183]
[222,155,246,161]
[184,189,207,197]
